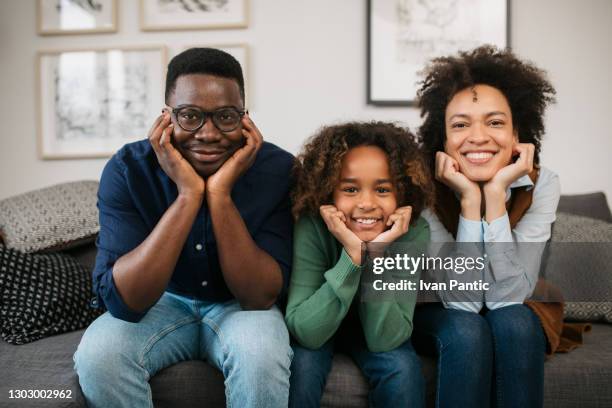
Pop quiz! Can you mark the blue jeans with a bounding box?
[413,303,545,408]
[73,291,292,408]
[289,339,425,408]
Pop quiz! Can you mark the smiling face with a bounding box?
[444,84,517,182]
[332,145,398,242]
[167,74,245,177]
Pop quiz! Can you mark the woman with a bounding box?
[414,45,558,408]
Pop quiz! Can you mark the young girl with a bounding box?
[414,45,558,408]
[286,122,434,408]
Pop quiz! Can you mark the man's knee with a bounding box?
[223,309,292,373]
[74,313,141,381]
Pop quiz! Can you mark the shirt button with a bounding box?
[201,281,208,287]
[195,243,203,251]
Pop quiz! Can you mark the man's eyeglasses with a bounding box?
[169,106,246,133]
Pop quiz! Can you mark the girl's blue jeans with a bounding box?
[289,337,425,408]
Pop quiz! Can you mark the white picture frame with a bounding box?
[37,0,118,35]
[140,0,249,31]
[367,0,509,106]
[37,46,167,159]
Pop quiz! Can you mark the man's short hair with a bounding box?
[165,47,245,104]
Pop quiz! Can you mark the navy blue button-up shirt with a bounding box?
[92,139,294,322]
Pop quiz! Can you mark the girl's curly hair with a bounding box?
[417,45,556,166]
[291,121,434,222]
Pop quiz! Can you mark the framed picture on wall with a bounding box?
[140,0,249,31]
[37,46,166,159]
[37,0,118,35]
[170,44,251,107]
[367,0,509,106]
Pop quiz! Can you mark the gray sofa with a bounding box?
[1,193,611,408]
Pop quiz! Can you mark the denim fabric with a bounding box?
[74,291,292,408]
[413,303,545,408]
[289,339,424,408]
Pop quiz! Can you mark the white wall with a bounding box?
[1,0,611,206]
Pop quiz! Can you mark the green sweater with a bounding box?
[285,214,430,352]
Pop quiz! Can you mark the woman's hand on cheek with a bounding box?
[436,152,481,220]
[486,143,535,194]
[372,206,412,244]
[483,143,534,223]
[435,152,480,199]
[319,205,363,265]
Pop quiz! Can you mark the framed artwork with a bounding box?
[170,44,250,107]
[367,0,509,106]
[37,0,118,35]
[140,0,249,31]
[37,46,167,159]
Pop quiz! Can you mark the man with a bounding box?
[74,48,294,408]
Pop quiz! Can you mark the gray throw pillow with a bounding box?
[544,212,612,323]
[0,181,99,253]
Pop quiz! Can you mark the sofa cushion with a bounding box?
[0,181,99,253]
[542,323,612,407]
[0,330,86,407]
[2,324,611,408]
[0,247,103,344]
[557,192,612,223]
[545,213,612,323]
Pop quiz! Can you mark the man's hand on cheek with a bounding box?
[149,111,205,199]
[206,113,262,198]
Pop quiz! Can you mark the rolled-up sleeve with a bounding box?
[92,155,151,322]
[485,171,560,310]
[423,210,484,313]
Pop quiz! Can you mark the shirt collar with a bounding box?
[510,174,534,190]
[504,174,534,202]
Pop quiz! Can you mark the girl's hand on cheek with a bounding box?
[319,205,363,264]
[372,206,412,244]
[486,142,535,194]
[435,152,479,199]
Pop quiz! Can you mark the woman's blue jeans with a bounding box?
[289,338,425,408]
[73,291,292,408]
[413,303,545,408]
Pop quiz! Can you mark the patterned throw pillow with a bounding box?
[0,181,99,253]
[0,246,103,345]
[545,212,612,323]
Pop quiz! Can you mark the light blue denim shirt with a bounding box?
[422,166,561,313]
